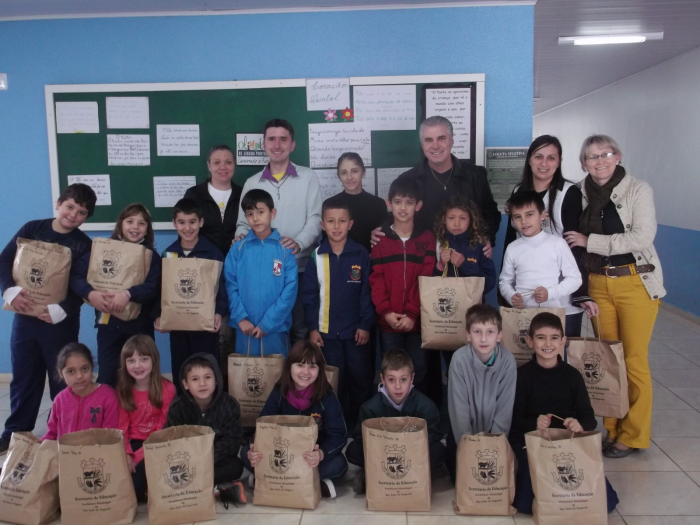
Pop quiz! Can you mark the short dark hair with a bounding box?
[207,144,235,164]
[528,312,564,337]
[465,304,502,332]
[59,183,97,218]
[322,198,352,220]
[181,356,215,382]
[241,189,274,212]
[172,197,202,220]
[507,190,545,214]
[381,349,414,375]
[263,119,295,141]
[388,177,421,202]
[56,342,94,382]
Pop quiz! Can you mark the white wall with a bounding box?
[534,45,700,232]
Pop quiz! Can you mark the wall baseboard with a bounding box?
[661,301,700,326]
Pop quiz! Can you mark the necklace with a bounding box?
[430,166,453,190]
[268,174,290,200]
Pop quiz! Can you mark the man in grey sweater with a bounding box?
[446,304,517,483]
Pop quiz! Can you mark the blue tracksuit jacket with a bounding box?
[434,230,497,294]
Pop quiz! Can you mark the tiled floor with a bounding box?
[1,306,700,524]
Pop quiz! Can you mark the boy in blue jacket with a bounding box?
[301,198,374,430]
[225,189,297,356]
[155,198,228,396]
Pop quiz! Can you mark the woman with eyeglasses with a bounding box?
[564,134,664,459]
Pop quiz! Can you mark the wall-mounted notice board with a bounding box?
[45,74,485,230]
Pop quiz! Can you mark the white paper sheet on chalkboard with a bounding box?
[315,168,376,200]
[425,87,471,159]
[308,123,371,168]
[377,168,410,201]
[107,134,151,166]
[56,102,99,134]
[157,125,200,156]
[67,174,111,206]
[106,97,150,129]
[153,176,196,208]
[353,85,416,131]
[306,78,351,111]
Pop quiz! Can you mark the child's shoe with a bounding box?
[352,469,366,494]
[217,481,247,508]
[248,471,255,489]
[321,478,337,499]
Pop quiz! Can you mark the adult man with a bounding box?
[235,119,322,344]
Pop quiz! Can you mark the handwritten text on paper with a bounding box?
[106,97,150,129]
[107,134,151,166]
[308,123,371,168]
[425,88,471,159]
[353,85,416,131]
[306,78,350,111]
[153,176,197,208]
[67,175,111,206]
[157,125,200,156]
[55,102,100,134]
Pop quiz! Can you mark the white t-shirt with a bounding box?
[208,183,232,220]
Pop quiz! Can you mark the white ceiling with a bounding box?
[2,0,700,115]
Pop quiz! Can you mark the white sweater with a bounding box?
[499,230,582,315]
[235,163,323,272]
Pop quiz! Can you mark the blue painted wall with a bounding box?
[0,6,534,372]
[654,225,700,317]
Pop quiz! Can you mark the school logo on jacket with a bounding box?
[350,265,361,281]
[164,452,196,489]
[514,320,531,351]
[472,449,503,486]
[467,257,477,264]
[382,445,410,479]
[552,452,584,490]
[78,458,110,494]
[176,268,201,299]
[3,451,35,487]
[580,353,606,384]
[99,250,123,279]
[273,259,282,277]
[270,438,293,473]
[245,367,266,397]
[25,259,48,288]
[434,288,458,318]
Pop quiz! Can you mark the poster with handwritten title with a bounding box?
[353,85,416,130]
[55,102,100,133]
[153,176,196,208]
[306,78,350,111]
[106,97,150,129]
[308,123,371,168]
[107,134,150,166]
[67,175,111,205]
[156,125,200,156]
[425,88,471,159]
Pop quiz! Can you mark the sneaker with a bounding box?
[352,470,366,495]
[248,472,255,489]
[0,438,9,456]
[320,478,336,499]
[218,481,246,508]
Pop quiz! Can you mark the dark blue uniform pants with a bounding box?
[169,330,219,395]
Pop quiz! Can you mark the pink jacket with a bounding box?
[43,384,119,440]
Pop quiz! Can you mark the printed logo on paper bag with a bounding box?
[78,458,110,494]
[175,268,201,299]
[472,449,503,486]
[552,453,584,490]
[513,319,531,351]
[245,367,266,398]
[270,438,293,473]
[580,353,606,384]
[350,265,361,281]
[99,250,123,279]
[164,452,196,489]
[433,288,458,318]
[3,451,35,487]
[272,259,282,277]
[382,445,410,479]
[25,259,48,288]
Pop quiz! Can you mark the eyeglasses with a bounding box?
[585,152,616,161]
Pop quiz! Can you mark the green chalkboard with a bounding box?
[47,75,484,229]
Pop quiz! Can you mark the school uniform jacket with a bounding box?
[301,238,374,339]
[434,230,497,294]
[370,224,436,332]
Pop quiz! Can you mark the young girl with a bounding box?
[116,335,176,502]
[43,343,119,440]
[242,341,348,499]
[71,203,162,387]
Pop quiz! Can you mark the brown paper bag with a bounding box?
[86,237,153,321]
[253,415,320,510]
[228,339,285,427]
[500,307,566,366]
[0,433,59,525]
[363,417,431,512]
[316,348,338,393]
[525,429,607,525]
[2,238,71,317]
[160,257,222,331]
[453,432,516,516]
[419,272,485,350]
[58,428,137,525]
[143,425,216,525]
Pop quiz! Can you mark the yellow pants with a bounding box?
[589,268,659,449]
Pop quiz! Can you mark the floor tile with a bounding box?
[652,322,700,341]
[606,471,700,515]
[649,340,676,354]
[198,515,302,525]
[653,438,700,471]
[653,386,693,410]
[669,388,700,410]
[301,515,407,525]
[666,347,700,367]
[409,516,515,524]
[688,472,700,486]
[406,472,454,516]
[651,410,700,438]
[665,316,700,335]
[648,354,698,370]
[604,441,680,472]
[652,369,700,389]
[623,518,700,525]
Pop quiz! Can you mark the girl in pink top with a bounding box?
[43,343,119,440]
[116,335,176,502]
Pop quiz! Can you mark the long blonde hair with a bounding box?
[117,335,168,411]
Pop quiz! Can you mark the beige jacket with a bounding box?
[581,173,666,300]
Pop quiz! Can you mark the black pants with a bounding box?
[130,440,148,503]
[169,330,219,395]
[97,326,155,388]
[346,437,446,470]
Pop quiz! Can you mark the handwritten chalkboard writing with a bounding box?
[156,125,200,156]
[107,134,151,166]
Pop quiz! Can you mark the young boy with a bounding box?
[165,352,245,503]
[345,349,446,494]
[156,197,227,395]
[226,189,297,356]
[509,313,618,514]
[0,183,97,453]
[498,191,582,336]
[446,304,517,483]
[301,198,374,430]
[370,177,436,395]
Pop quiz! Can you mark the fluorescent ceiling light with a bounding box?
[558,32,663,46]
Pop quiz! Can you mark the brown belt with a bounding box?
[590,264,655,278]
